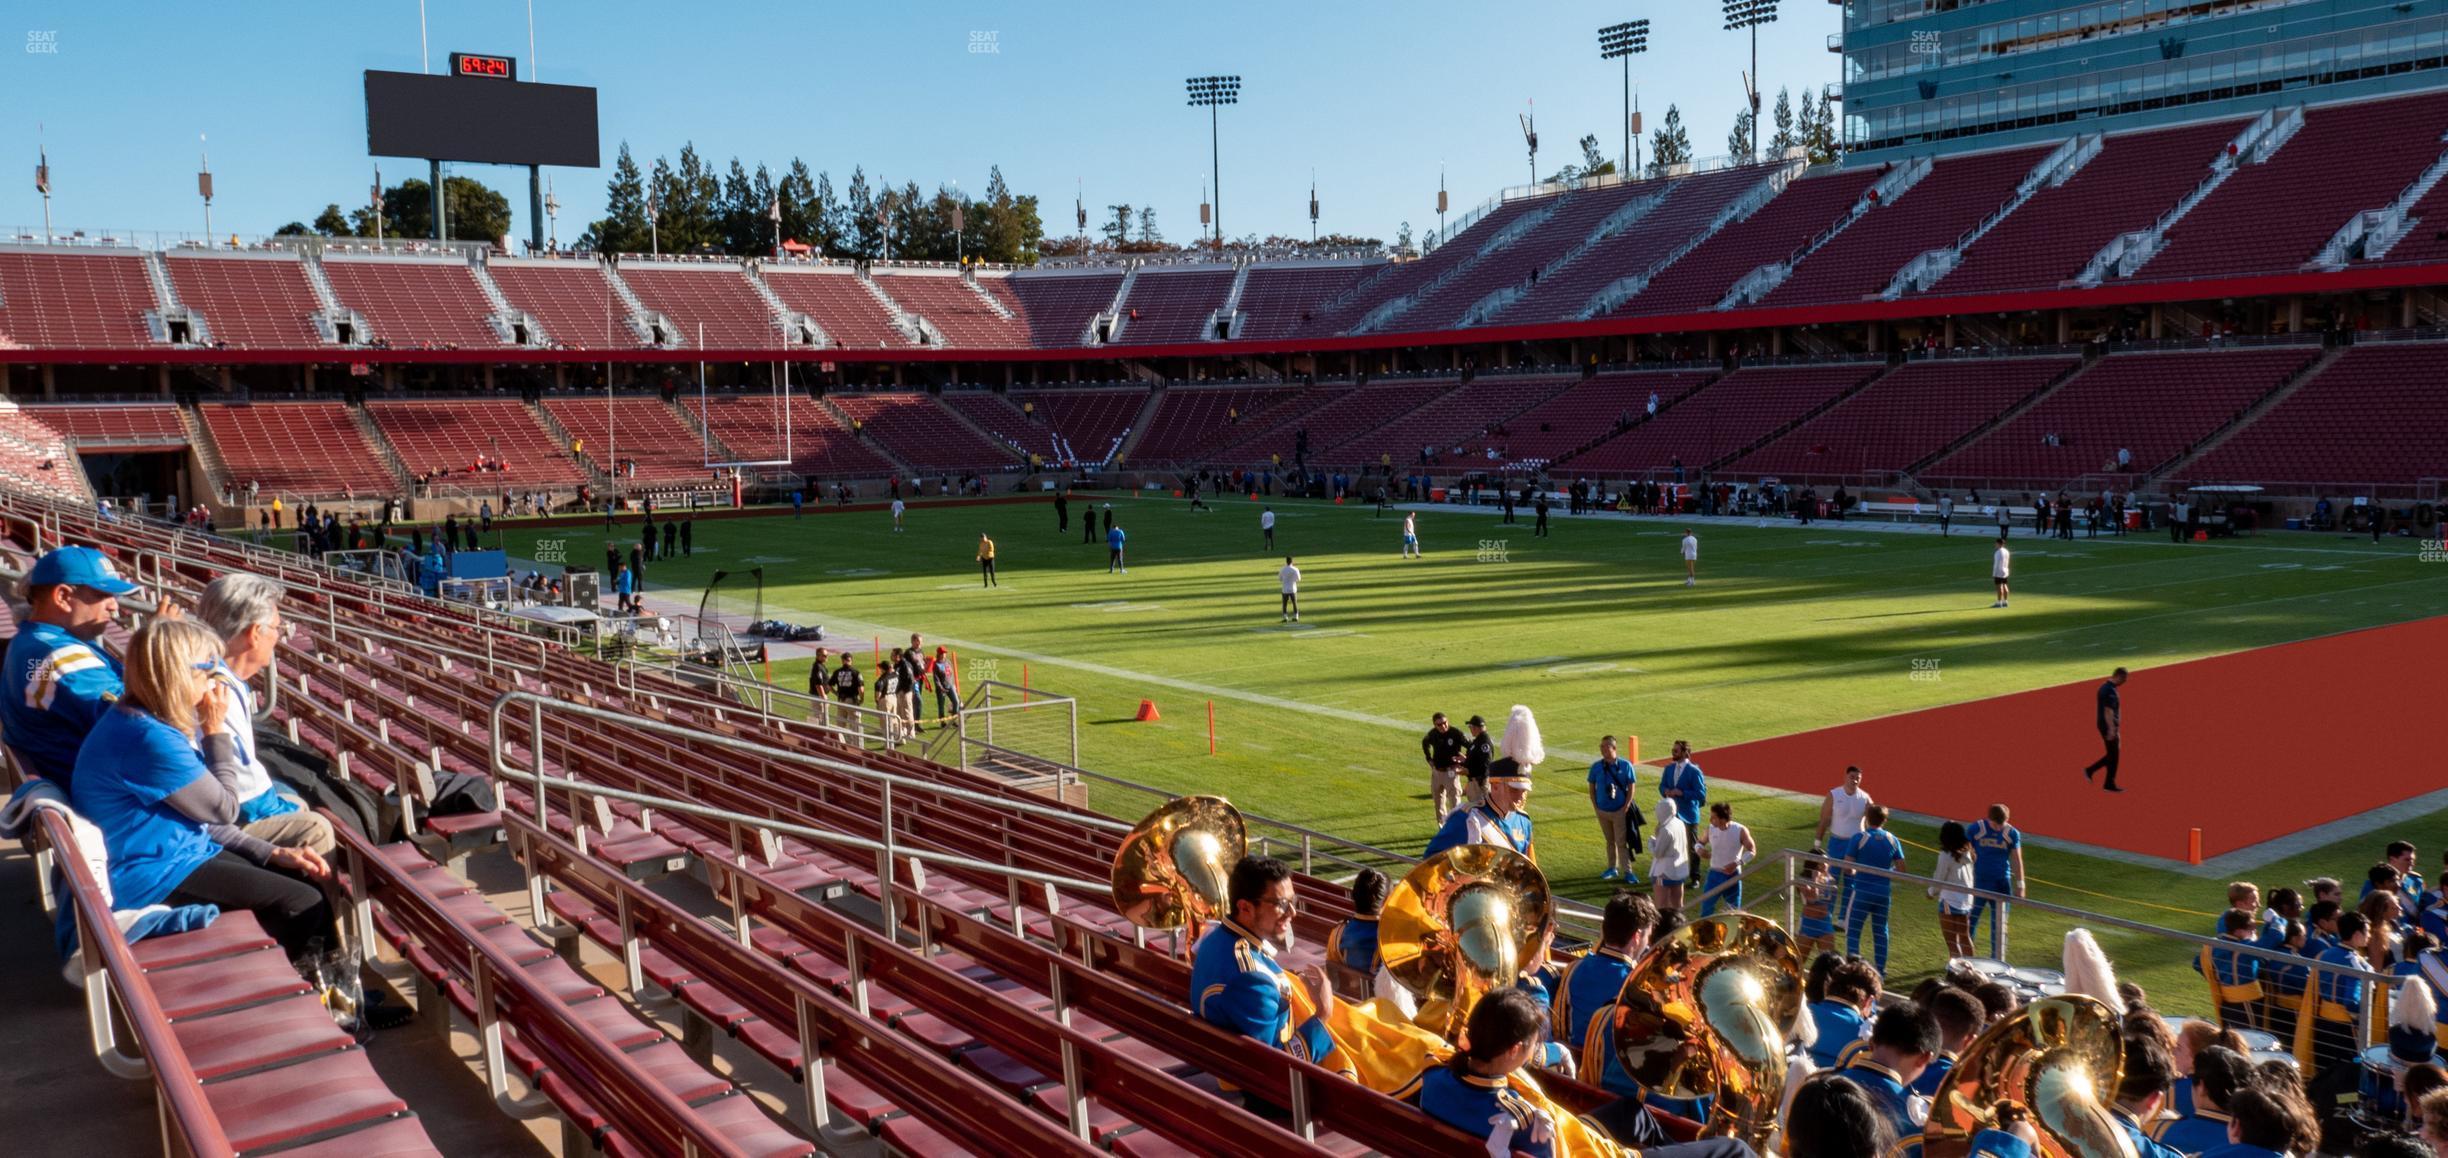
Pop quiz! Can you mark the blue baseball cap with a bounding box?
[27,546,140,596]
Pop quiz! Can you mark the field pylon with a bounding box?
[1134,699,1162,722]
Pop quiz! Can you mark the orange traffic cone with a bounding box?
[1135,699,1162,722]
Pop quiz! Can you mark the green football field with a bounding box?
[488,495,2448,1013]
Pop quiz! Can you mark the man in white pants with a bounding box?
[1681,529,1699,586]
[1261,507,1277,550]
[1992,536,2012,608]
[1278,556,1302,623]
[1401,512,1421,559]
[890,497,906,532]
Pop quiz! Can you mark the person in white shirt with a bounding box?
[1991,536,2011,608]
[194,573,335,856]
[1815,764,1874,875]
[1401,512,1420,559]
[1650,801,1691,912]
[1929,820,1978,958]
[1260,507,1277,550]
[890,497,906,532]
[1278,556,1301,623]
[1938,494,1954,537]
[1698,802,1756,916]
[1680,529,1699,587]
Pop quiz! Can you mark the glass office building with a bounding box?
[1840,0,2448,163]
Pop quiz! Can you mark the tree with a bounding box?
[658,143,720,253]
[1728,107,1757,163]
[843,167,878,259]
[1648,104,1694,176]
[1768,88,1797,159]
[311,203,355,237]
[1395,221,1414,255]
[273,221,312,236]
[368,176,510,243]
[1102,204,1133,246]
[1136,206,1161,246]
[582,142,651,254]
[1003,191,1046,264]
[1803,89,1841,165]
[1578,133,1612,177]
[810,168,840,256]
[779,159,819,255]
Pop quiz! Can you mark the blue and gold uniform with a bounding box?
[1832,1056,1924,1158]
[1844,827,1907,972]
[1190,917,1338,1070]
[1424,802,1535,863]
[1405,1067,1558,1158]
[2196,930,2263,1026]
[1327,916,1382,978]
[1911,1051,1957,1099]
[0,619,125,785]
[1553,947,1636,1054]
[1965,818,2020,944]
[2151,1107,2234,1154]
[2107,1106,2186,1158]
[2197,1146,2286,1158]
[1806,998,1870,1069]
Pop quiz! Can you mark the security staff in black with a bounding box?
[1461,714,1495,809]
[1421,712,1468,820]
[830,654,865,708]
[2082,667,2127,793]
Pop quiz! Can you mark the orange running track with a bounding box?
[1689,615,2448,862]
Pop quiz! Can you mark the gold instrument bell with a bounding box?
[1609,913,1803,1148]
[1379,844,1553,1040]
[1110,796,1247,930]
[1923,994,2134,1158]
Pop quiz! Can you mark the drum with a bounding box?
[2232,1027,2283,1053]
[1949,957,2012,979]
[2362,1043,2406,1118]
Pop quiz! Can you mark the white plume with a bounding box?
[2062,928,2125,1015]
[1499,705,1544,767]
[2398,977,2438,1032]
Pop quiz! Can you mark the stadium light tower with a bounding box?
[1598,20,1651,180]
[35,142,52,245]
[371,166,385,244]
[544,177,560,252]
[1185,75,1240,250]
[645,188,659,256]
[1724,0,1780,146]
[1519,103,1538,187]
[197,136,214,243]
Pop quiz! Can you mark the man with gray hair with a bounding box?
[195,572,334,855]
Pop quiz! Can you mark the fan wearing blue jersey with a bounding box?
[1845,805,1908,973]
[1188,855,1338,1118]
[1965,803,2026,952]
[1,546,140,786]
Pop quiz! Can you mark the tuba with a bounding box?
[1110,795,1247,934]
[1378,844,1552,1042]
[1922,994,2135,1158]
[1608,913,1803,1149]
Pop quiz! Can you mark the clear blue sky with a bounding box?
[4,0,1840,247]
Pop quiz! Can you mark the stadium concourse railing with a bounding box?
[1686,850,2401,1044]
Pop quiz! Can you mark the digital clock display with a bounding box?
[450,53,515,80]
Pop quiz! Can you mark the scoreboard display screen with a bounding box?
[364,69,600,168]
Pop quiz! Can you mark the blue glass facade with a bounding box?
[1841,0,2448,163]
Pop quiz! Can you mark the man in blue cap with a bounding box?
[2,545,142,785]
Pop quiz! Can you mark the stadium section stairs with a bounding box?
[2079,107,2303,285]
[1111,386,1167,464]
[2317,140,2448,266]
[1721,157,1931,308]
[2145,343,2346,481]
[1213,263,1252,339]
[1095,266,1141,345]
[598,263,670,347]
[526,398,611,488]
[744,264,828,348]
[854,273,942,348]
[1579,162,1804,320]
[296,252,370,347]
[1884,134,2103,299]
[1355,192,1573,334]
[178,403,239,500]
[346,403,416,493]
[462,258,535,345]
[815,396,918,477]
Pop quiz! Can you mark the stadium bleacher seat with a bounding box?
[1295,197,1555,336]
[1126,385,1307,465]
[1212,379,1463,466]
[951,388,1148,467]
[1562,361,1887,474]
[1113,268,1234,344]
[0,403,88,502]
[618,263,786,349]
[367,399,584,488]
[1491,167,1775,326]
[761,267,910,350]
[829,394,1021,472]
[1926,344,2321,487]
[164,253,327,348]
[870,272,1029,348]
[1006,272,1123,347]
[23,403,186,449]
[321,256,511,349]
[688,393,899,479]
[486,259,647,349]
[0,249,160,348]
[1762,145,2053,308]
[1490,370,1720,468]
[2177,340,2448,492]
[201,402,397,497]
[1232,265,1371,342]
[1399,181,1659,331]
[1731,356,2078,478]
[542,396,715,484]
[1335,374,1575,467]
[1616,168,1885,317]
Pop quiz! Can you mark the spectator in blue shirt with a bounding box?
[1846,805,1908,973]
[1106,524,1127,573]
[1586,735,1640,882]
[1657,739,1706,865]
[68,619,334,962]
[194,573,333,855]
[1,546,138,786]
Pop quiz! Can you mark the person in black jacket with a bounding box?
[1421,712,1467,821]
[662,521,677,559]
[1055,490,1069,532]
[1461,714,1494,810]
[680,518,693,557]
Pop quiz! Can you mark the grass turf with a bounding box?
[492,496,2448,1013]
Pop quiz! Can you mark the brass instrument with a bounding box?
[1923,995,2134,1158]
[1110,796,1247,932]
[1608,913,1803,1149]
[1379,844,1553,1041]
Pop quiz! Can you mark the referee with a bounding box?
[2082,667,2127,792]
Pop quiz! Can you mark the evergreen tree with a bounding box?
[1648,104,1694,176]
[1768,88,1797,158]
[662,143,720,253]
[1137,206,1161,246]
[1102,204,1133,246]
[1728,107,1757,163]
[1003,191,1045,265]
[1803,89,1841,164]
[586,143,650,254]
[810,168,840,256]
[779,159,818,255]
[645,156,677,252]
[273,221,312,236]
[843,167,878,259]
[310,204,355,237]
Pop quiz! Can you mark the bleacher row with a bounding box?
[6,336,2448,495]
[10,89,2448,357]
[0,493,1523,1156]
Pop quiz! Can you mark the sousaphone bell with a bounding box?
[1923,994,2134,1158]
[1378,844,1552,1042]
[1608,913,1803,1149]
[1110,795,1247,933]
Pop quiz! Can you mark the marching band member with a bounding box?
[2196,908,2265,1030]
[1805,957,1882,1069]
[2149,1044,2251,1152]
[1554,893,1655,1058]
[1189,854,1341,1116]
[1425,705,1541,863]
[1326,868,1389,993]
[1830,1003,1940,1158]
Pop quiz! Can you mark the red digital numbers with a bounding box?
[453,54,512,78]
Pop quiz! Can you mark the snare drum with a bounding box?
[2361,1043,2406,1118]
